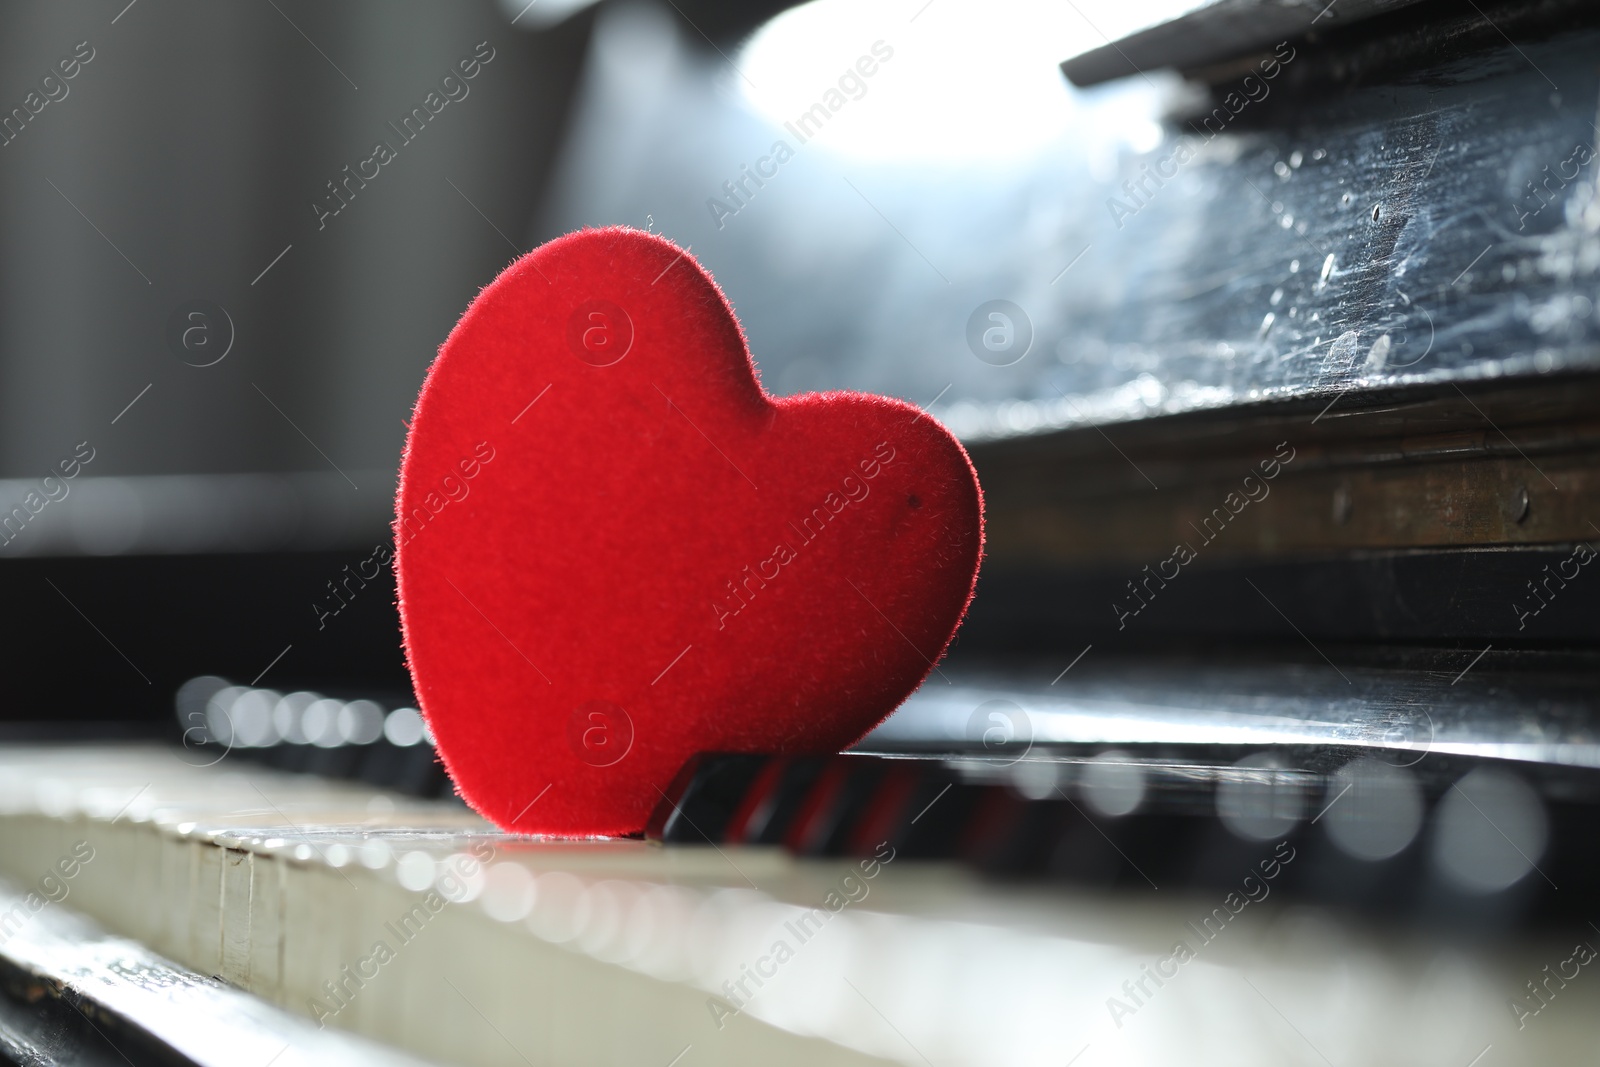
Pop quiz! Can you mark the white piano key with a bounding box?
[0,744,1593,1066]
[249,847,285,1001]
[221,845,252,985]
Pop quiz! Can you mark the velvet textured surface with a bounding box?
[397,228,983,835]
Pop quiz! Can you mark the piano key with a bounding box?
[2,743,1599,1064]
[650,744,1600,926]
[0,852,430,1066]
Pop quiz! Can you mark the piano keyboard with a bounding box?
[0,743,1596,1066]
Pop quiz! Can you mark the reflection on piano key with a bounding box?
[1320,758,1425,862]
[1215,753,1308,842]
[384,706,427,747]
[277,691,317,744]
[174,675,452,799]
[175,671,1584,924]
[1432,768,1550,894]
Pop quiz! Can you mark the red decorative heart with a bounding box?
[396,227,983,836]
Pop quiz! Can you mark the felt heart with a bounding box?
[396,227,983,836]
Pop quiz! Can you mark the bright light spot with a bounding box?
[738,0,1165,164]
[396,851,436,892]
[527,871,589,944]
[494,0,598,30]
[357,839,392,869]
[1125,119,1163,154]
[205,687,245,745]
[384,707,426,747]
[481,862,537,923]
[1079,750,1146,817]
[303,698,344,748]
[1217,752,1306,841]
[1433,768,1547,893]
[338,699,385,745]
[230,689,280,747]
[273,691,316,744]
[438,853,486,903]
[1323,758,1423,861]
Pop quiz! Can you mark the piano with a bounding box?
[2,0,1598,1063]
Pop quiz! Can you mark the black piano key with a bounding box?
[303,745,365,779]
[270,743,316,774]
[720,757,791,843]
[178,667,1600,931]
[841,762,924,857]
[649,754,769,843]
[955,786,1030,868]
[746,758,827,846]
[781,759,856,855]
[812,760,891,857]
[896,778,987,860]
[355,739,408,788]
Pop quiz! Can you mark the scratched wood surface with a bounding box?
[544,8,1600,443]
